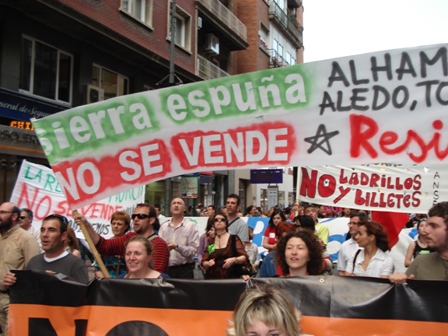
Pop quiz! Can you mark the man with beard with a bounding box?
[74,203,169,274]
[0,202,39,335]
[158,198,199,279]
[390,201,448,282]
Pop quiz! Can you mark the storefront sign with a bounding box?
[0,87,65,121]
[250,169,283,184]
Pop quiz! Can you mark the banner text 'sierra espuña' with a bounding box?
[35,103,153,156]
[165,73,307,122]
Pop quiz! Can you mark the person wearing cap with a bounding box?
[4,214,88,286]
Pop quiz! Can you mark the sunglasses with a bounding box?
[131,213,150,220]
[0,210,13,215]
[19,216,27,220]
[214,218,226,222]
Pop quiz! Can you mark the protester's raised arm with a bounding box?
[73,214,100,245]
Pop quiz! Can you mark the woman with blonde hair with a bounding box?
[227,283,301,336]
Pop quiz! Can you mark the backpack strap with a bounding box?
[228,217,240,227]
[147,233,159,242]
[352,249,362,273]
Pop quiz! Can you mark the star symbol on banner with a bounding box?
[304,124,340,155]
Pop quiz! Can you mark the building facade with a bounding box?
[0,0,301,215]
[232,0,303,212]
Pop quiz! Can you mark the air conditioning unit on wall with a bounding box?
[83,84,105,104]
[205,33,219,56]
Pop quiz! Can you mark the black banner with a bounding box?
[9,271,448,335]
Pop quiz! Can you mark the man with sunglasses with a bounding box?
[19,208,42,251]
[0,202,39,336]
[75,203,169,274]
[158,198,199,279]
[4,214,89,287]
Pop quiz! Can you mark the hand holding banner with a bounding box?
[72,210,110,279]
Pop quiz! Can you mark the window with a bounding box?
[274,0,285,11]
[121,0,153,26]
[20,36,73,105]
[168,3,191,51]
[278,190,285,208]
[92,65,129,99]
[285,52,291,66]
[277,43,283,58]
[273,38,278,51]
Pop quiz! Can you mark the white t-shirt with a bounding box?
[346,248,394,278]
[158,214,168,225]
[337,237,359,272]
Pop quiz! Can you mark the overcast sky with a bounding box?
[303,0,448,62]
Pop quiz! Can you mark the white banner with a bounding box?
[299,164,448,213]
[10,160,145,239]
[32,44,448,210]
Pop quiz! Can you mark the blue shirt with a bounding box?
[257,251,278,277]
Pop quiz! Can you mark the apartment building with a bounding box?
[0,0,302,214]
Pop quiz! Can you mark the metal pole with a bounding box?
[169,0,176,84]
[163,0,177,215]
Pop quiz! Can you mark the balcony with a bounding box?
[288,0,303,8]
[268,49,288,68]
[268,1,303,48]
[196,0,248,50]
[196,55,230,81]
[259,38,270,55]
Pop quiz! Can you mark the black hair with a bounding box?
[21,208,34,218]
[135,203,160,231]
[226,193,240,205]
[43,214,68,234]
[294,215,315,231]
